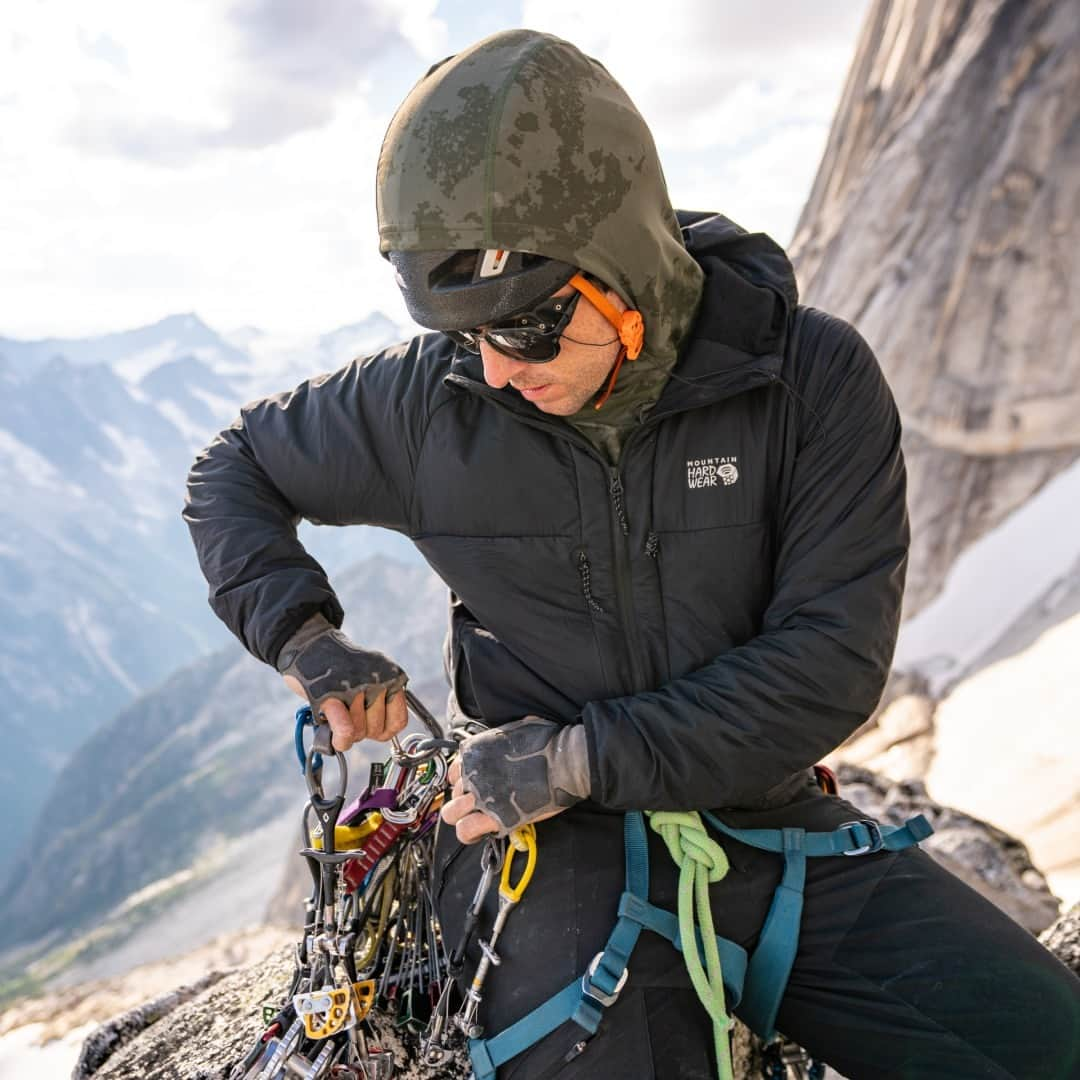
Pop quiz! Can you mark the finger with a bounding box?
[440,791,478,827]
[343,693,370,746]
[364,689,388,741]
[322,697,358,752]
[386,691,409,739]
[447,762,465,800]
[456,811,501,845]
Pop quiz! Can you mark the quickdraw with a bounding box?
[230,695,503,1080]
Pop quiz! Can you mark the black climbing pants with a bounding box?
[435,780,1080,1079]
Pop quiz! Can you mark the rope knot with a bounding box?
[647,810,730,883]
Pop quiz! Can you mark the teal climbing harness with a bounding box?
[233,696,933,1080]
[466,807,933,1080]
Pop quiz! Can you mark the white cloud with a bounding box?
[668,121,837,245]
[519,0,869,238]
[0,87,410,337]
[1,0,448,165]
[0,0,438,336]
[0,1,865,338]
[518,0,868,146]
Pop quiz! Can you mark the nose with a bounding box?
[479,342,529,389]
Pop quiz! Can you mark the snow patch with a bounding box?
[926,610,1080,906]
[894,455,1080,694]
[0,428,62,488]
[230,327,317,373]
[0,1021,96,1080]
[189,385,240,418]
[99,423,160,479]
[155,399,207,444]
[111,338,180,382]
[114,341,247,384]
[190,343,249,373]
[0,428,86,498]
[62,599,140,695]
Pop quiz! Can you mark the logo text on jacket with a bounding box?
[687,456,738,489]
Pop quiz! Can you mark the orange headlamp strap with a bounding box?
[568,274,645,411]
[569,274,645,360]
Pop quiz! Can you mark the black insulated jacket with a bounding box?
[183,211,908,813]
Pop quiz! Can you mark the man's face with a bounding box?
[478,283,627,416]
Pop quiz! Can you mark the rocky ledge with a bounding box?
[72,770,1078,1079]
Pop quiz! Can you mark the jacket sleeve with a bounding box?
[582,312,909,810]
[182,338,435,667]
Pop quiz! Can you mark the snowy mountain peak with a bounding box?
[148,312,216,341]
[317,312,417,369]
[223,325,267,351]
[0,313,250,381]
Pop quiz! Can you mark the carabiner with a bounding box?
[499,824,537,903]
[297,710,349,852]
[294,704,323,775]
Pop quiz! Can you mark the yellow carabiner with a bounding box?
[499,823,537,902]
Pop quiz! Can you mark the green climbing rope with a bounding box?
[647,810,735,1080]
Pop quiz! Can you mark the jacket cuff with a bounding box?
[269,605,341,670]
[551,722,591,801]
[582,715,604,804]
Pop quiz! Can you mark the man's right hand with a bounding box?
[276,613,409,752]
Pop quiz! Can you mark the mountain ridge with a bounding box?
[0,308,419,874]
[0,552,447,961]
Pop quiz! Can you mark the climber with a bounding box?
[184,29,1080,1079]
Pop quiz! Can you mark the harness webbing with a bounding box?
[467,809,933,1080]
[703,810,932,1037]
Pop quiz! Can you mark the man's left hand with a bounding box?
[440,717,591,844]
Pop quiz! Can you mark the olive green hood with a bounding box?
[376,29,704,458]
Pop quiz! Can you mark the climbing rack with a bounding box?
[230,692,476,1080]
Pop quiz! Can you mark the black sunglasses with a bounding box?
[446,289,584,363]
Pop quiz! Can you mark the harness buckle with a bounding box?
[581,953,629,1007]
[840,819,884,856]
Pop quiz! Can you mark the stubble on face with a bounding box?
[483,285,627,416]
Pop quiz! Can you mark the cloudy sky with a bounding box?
[0,0,870,340]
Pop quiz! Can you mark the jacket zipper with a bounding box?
[443,370,778,695]
[608,463,648,694]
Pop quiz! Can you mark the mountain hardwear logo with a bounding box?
[687,456,739,489]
